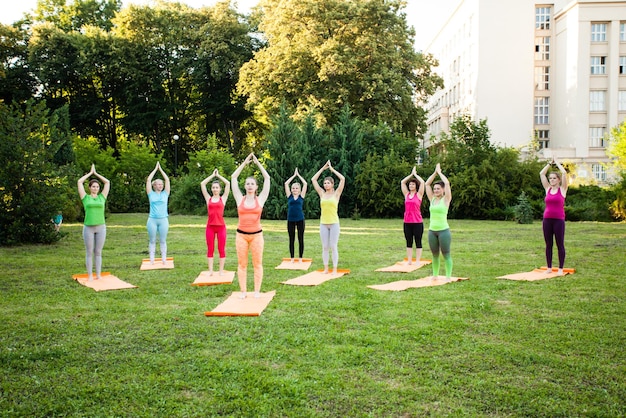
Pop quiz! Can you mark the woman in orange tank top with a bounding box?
[231,153,271,298]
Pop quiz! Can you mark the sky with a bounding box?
[0,0,460,51]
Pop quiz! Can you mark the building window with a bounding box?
[534,97,549,124]
[535,66,550,90]
[590,91,606,111]
[535,129,549,149]
[619,91,626,111]
[535,37,550,60]
[589,127,607,148]
[591,56,607,75]
[592,164,607,182]
[591,23,607,42]
[621,23,626,41]
[536,7,551,30]
[620,56,626,74]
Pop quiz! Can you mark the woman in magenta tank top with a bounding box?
[539,157,569,275]
[201,169,230,276]
[400,166,425,265]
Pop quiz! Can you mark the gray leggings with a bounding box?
[320,223,340,268]
[83,224,106,277]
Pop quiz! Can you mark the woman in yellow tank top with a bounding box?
[311,160,345,274]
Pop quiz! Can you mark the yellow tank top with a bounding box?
[320,196,339,224]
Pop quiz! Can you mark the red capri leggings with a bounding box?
[206,224,227,258]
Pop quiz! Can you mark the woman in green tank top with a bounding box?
[77,164,110,281]
[425,163,453,279]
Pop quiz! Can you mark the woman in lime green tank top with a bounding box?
[311,160,345,274]
[425,163,453,279]
[77,164,110,281]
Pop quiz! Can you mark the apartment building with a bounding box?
[423,0,626,183]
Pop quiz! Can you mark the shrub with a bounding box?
[514,191,534,224]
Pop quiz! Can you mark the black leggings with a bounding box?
[287,220,305,258]
[542,218,566,269]
[404,222,424,248]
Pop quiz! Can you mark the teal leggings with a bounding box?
[428,228,453,278]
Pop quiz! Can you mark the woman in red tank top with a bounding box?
[201,169,230,276]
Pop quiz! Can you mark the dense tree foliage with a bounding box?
[238,0,443,135]
[0,101,73,245]
[607,120,626,219]
[427,115,546,220]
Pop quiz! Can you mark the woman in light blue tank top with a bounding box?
[146,162,171,265]
[425,163,453,279]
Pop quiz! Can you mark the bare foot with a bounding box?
[208,271,213,276]
[332,268,338,274]
[219,271,224,276]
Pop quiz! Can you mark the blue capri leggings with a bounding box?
[147,217,169,261]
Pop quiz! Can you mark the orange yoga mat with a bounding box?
[281,269,350,286]
[275,258,313,270]
[375,259,432,273]
[497,267,575,281]
[72,272,137,291]
[191,270,235,286]
[140,257,174,270]
[204,290,276,316]
[368,276,469,291]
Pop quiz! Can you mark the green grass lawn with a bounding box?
[1,214,625,417]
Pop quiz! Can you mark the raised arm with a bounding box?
[158,162,170,194]
[216,171,230,204]
[77,164,95,200]
[400,169,414,197]
[424,168,438,202]
[92,166,110,199]
[540,160,551,191]
[414,166,425,200]
[553,157,568,194]
[311,161,329,197]
[329,162,345,200]
[252,154,271,206]
[436,164,452,206]
[201,169,218,203]
[231,153,252,206]
[146,163,159,195]
[284,170,298,198]
[296,168,308,198]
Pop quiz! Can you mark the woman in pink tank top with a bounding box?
[201,169,230,276]
[400,166,425,265]
[539,156,569,275]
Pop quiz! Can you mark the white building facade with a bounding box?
[423,0,626,183]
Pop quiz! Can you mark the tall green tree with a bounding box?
[328,105,364,218]
[193,1,258,158]
[0,100,68,245]
[607,120,626,219]
[113,2,203,167]
[30,0,121,32]
[237,0,442,136]
[263,105,302,219]
[0,24,37,104]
